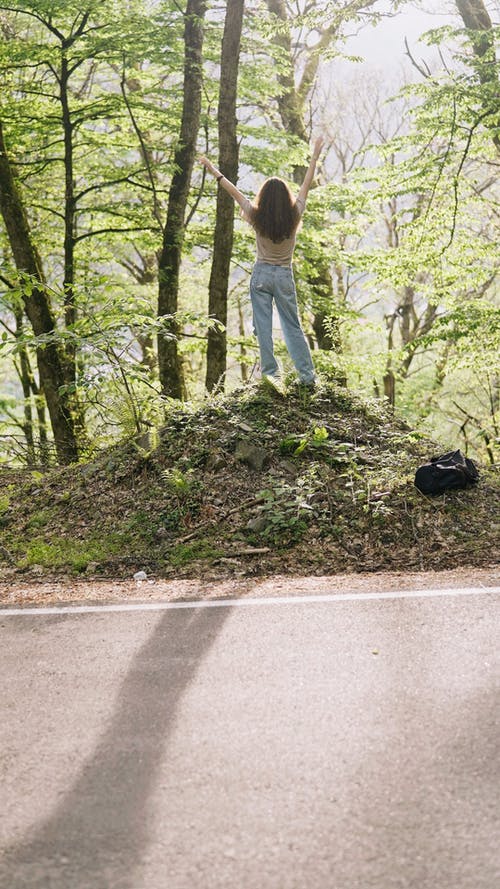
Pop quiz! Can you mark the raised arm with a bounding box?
[199,155,248,210]
[296,136,324,205]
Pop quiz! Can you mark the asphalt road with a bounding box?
[1,588,499,889]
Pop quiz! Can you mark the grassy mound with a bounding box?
[0,382,498,580]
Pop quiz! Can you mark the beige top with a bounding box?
[240,196,306,266]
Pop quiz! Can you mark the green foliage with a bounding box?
[159,466,204,531]
[27,509,53,530]
[167,540,223,567]
[18,532,129,573]
[279,425,329,456]
[162,466,203,500]
[247,484,311,546]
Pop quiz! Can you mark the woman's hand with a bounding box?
[199,155,217,176]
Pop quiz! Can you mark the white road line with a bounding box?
[0,586,498,617]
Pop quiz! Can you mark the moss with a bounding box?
[17,532,131,573]
[27,509,53,530]
[167,540,224,567]
[123,511,159,544]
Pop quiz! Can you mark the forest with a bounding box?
[0,0,498,468]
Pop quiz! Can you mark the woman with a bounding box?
[200,136,324,388]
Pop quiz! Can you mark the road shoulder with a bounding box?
[1,566,498,609]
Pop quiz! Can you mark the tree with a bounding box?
[0,118,79,463]
[261,0,383,360]
[0,1,190,451]
[0,0,168,455]
[454,0,500,152]
[205,0,245,393]
[343,31,500,456]
[157,0,207,399]
[0,0,497,463]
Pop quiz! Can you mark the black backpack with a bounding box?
[414,449,480,496]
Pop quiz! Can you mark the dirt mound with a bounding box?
[0,382,498,581]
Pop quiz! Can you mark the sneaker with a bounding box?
[261,375,286,394]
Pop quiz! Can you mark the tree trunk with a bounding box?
[60,53,77,374]
[236,292,249,383]
[455,0,495,53]
[454,0,500,152]
[35,392,50,466]
[59,51,87,443]
[158,0,207,399]
[14,307,50,465]
[14,308,36,465]
[265,0,343,361]
[205,0,245,393]
[383,369,396,407]
[0,118,79,463]
[265,0,309,144]
[383,311,397,407]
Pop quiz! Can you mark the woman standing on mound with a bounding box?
[200,136,324,388]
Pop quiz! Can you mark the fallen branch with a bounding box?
[176,495,265,544]
[230,547,270,556]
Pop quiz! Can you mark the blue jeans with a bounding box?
[249,262,316,384]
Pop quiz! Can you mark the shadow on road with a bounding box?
[2,603,230,889]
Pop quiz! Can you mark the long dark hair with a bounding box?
[249,177,301,243]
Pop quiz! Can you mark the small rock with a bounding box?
[206,452,227,472]
[0,545,14,563]
[246,514,269,533]
[134,570,148,581]
[30,565,45,575]
[80,463,99,479]
[85,561,100,574]
[356,454,375,465]
[235,440,270,472]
